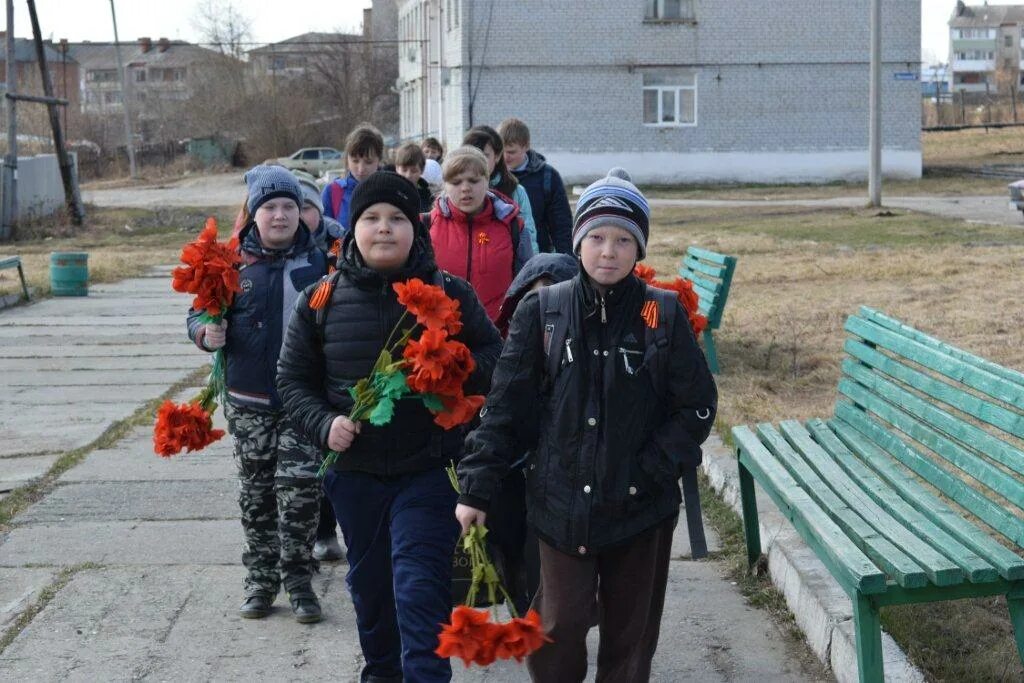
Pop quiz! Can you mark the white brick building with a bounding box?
[397,0,921,184]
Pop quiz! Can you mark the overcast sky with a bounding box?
[0,0,1012,65]
[2,0,372,46]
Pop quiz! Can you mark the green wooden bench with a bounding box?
[678,246,736,373]
[0,256,30,302]
[732,306,1024,682]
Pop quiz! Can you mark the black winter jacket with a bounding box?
[187,222,328,411]
[512,150,573,254]
[457,273,717,556]
[276,227,503,477]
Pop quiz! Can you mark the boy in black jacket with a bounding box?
[277,172,502,683]
[455,169,717,682]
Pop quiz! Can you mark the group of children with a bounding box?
[186,119,718,682]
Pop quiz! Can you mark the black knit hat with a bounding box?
[348,171,421,229]
[572,168,651,259]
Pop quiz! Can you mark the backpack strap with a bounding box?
[542,165,552,198]
[640,285,677,393]
[641,284,707,558]
[420,211,432,232]
[311,269,344,346]
[538,281,574,383]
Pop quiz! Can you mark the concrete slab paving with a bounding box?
[0,454,61,492]
[0,567,59,632]
[0,356,201,372]
[19,480,237,523]
[0,342,195,358]
[0,520,242,566]
[0,369,190,387]
[65,428,233,483]
[0,565,366,682]
[6,384,176,405]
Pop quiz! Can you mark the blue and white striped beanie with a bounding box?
[572,167,651,259]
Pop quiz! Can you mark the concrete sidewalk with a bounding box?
[0,268,827,681]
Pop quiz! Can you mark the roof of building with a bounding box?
[3,37,74,64]
[247,32,363,55]
[951,3,1024,27]
[67,40,238,71]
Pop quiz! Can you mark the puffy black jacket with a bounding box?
[276,226,503,477]
[512,150,573,254]
[457,273,717,556]
[187,222,328,411]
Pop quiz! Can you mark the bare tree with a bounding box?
[191,0,253,59]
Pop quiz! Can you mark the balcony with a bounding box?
[952,59,995,71]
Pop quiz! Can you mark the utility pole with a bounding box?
[868,0,882,207]
[27,0,85,225]
[109,0,137,178]
[2,0,18,239]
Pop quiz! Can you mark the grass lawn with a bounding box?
[0,205,236,300]
[644,203,1024,681]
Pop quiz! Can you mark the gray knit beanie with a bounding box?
[244,164,303,215]
[572,168,651,259]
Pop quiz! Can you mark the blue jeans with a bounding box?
[324,467,459,683]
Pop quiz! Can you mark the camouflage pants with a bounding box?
[225,403,322,595]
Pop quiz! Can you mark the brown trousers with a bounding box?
[526,515,676,683]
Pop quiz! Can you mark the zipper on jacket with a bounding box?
[599,294,607,324]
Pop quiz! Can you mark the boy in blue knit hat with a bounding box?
[456,169,718,681]
[188,164,329,623]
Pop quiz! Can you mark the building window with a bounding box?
[455,0,460,27]
[645,0,695,20]
[134,69,146,82]
[1006,35,1014,47]
[954,50,994,60]
[103,90,122,104]
[642,71,696,126]
[447,0,452,31]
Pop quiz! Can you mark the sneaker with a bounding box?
[239,592,274,619]
[289,585,323,624]
[312,536,344,562]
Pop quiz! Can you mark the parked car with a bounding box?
[276,147,344,174]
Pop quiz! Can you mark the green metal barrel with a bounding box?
[50,252,89,297]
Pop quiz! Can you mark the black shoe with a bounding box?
[239,592,274,619]
[289,585,322,624]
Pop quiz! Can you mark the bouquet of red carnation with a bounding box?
[314,277,486,478]
[633,264,708,336]
[153,217,240,457]
[436,468,552,667]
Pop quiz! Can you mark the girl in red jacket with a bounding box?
[428,145,535,322]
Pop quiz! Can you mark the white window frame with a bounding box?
[642,72,697,127]
[645,0,695,21]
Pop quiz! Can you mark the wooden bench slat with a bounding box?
[828,411,1024,580]
[847,316,1024,409]
[678,270,722,298]
[732,425,889,595]
[858,306,1024,387]
[778,420,965,586]
[686,246,732,265]
[682,255,728,280]
[691,282,719,311]
[0,256,21,269]
[755,423,932,588]
[841,359,1024,504]
[804,418,1001,583]
[833,400,1024,548]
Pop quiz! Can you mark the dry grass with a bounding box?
[645,203,1024,681]
[0,205,235,299]
[923,127,1024,169]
